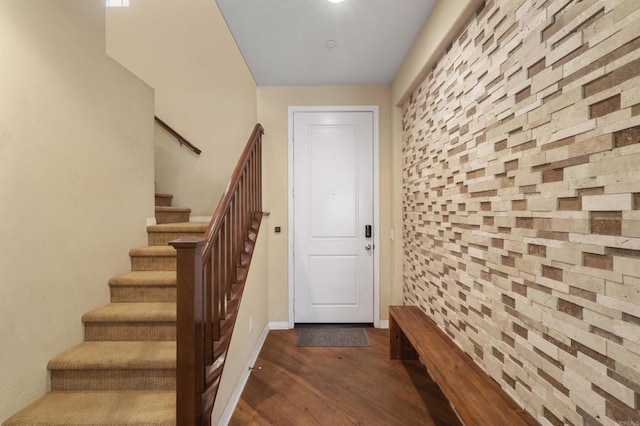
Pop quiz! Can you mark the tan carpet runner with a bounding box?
[4,391,175,426]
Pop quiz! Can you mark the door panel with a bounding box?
[309,127,357,239]
[293,111,373,323]
[308,256,358,305]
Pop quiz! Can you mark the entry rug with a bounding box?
[296,327,370,347]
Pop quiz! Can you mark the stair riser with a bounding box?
[50,369,175,391]
[155,212,190,224]
[148,232,204,246]
[110,286,176,303]
[155,196,172,207]
[84,323,176,341]
[131,257,176,271]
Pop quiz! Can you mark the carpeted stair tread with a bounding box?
[48,341,175,370]
[154,192,173,208]
[154,206,191,213]
[82,303,176,322]
[108,272,176,303]
[129,246,176,257]
[154,192,173,198]
[128,247,177,271]
[147,223,207,246]
[2,390,175,425]
[147,222,208,232]
[154,206,191,225]
[109,271,176,287]
[147,222,207,245]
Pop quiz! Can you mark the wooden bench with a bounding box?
[389,306,538,426]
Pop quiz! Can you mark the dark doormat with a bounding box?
[296,327,370,347]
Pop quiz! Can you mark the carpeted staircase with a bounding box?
[3,193,205,425]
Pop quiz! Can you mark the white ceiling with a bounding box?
[216,0,436,86]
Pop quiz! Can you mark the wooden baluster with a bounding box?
[258,136,263,212]
[211,240,220,342]
[235,183,240,280]
[254,148,257,210]
[254,144,262,212]
[250,151,255,214]
[246,167,250,218]
[246,153,251,215]
[205,250,214,362]
[260,137,263,210]
[254,140,258,212]
[240,174,245,248]
[254,150,258,213]
[247,171,251,229]
[233,193,243,270]
[227,211,233,291]
[217,232,226,322]
[233,195,240,278]
[221,214,229,313]
[221,229,228,318]
[245,154,250,214]
[170,237,206,426]
[244,170,249,231]
[253,148,257,213]
[245,170,249,231]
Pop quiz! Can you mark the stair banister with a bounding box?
[170,123,264,425]
[202,123,264,256]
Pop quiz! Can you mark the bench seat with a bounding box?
[389,305,538,426]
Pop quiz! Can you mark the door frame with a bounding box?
[287,105,380,328]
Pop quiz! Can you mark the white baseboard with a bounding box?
[268,321,290,330]
[190,216,212,223]
[218,324,270,426]
[269,321,380,329]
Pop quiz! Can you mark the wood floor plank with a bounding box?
[230,328,462,426]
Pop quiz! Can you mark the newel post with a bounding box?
[170,237,207,426]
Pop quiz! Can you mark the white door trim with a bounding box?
[288,106,380,328]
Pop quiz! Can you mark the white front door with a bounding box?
[293,111,374,323]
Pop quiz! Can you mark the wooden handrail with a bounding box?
[170,123,264,425]
[203,123,264,257]
[155,116,202,155]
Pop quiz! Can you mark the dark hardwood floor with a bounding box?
[230,328,462,425]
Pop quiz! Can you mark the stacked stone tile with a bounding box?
[401,0,640,424]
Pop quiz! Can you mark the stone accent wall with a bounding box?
[401,0,640,424]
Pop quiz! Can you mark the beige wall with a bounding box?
[0,0,154,422]
[106,0,258,215]
[212,218,269,424]
[257,86,392,323]
[402,0,640,424]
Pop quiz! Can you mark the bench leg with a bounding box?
[389,315,418,359]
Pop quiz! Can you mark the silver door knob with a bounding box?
[365,244,372,251]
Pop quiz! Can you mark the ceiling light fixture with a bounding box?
[327,0,344,3]
[106,0,129,6]
[325,40,338,49]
